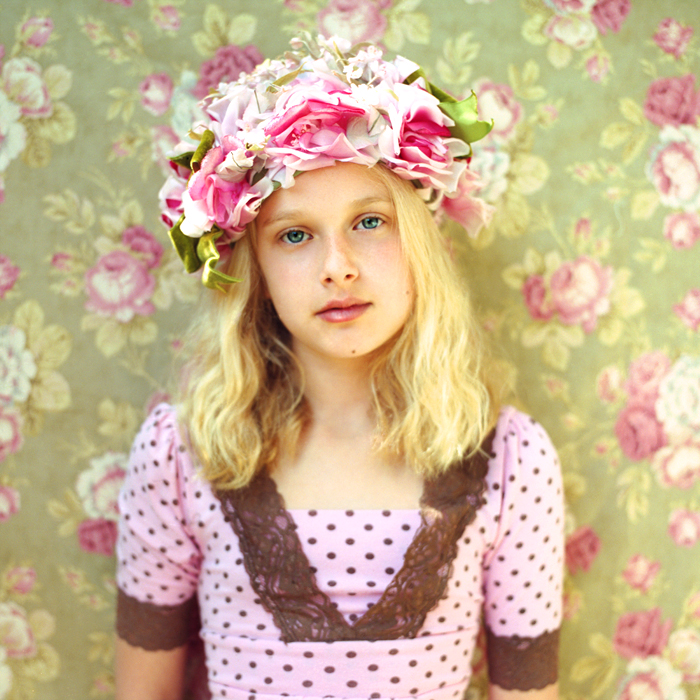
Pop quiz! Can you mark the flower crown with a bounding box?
[159,34,493,290]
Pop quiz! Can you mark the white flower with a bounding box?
[76,451,128,521]
[668,628,700,682]
[0,327,37,407]
[615,656,686,700]
[0,91,26,172]
[470,144,511,202]
[656,355,700,441]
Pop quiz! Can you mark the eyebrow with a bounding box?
[259,195,392,228]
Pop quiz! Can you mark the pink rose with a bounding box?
[193,44,264,100]
[440,170,495,238]
[77,518,118,556]
[668,508,700,547]
[0,407,23,461]
[50,251,76,273]
[1,57,53,118]
[646,126,700,211]
[0,255,20,299]
[317,0,388,45]
[0,602,36,658]
[84,251,156,323]
[626,351,671,407]
[586,54,611,83]
[565,526,601,574]
[122,225,164,269]
[152,5,181,32]
[4,566,36,595]
[653,18,693,59]
[652,439,700,489]
[622,555,660,593]
[549,256,613,332]
[18,17,54,48]
[617,658,681,700]
[674,288,700,331]
[0,485,20,521]
[591,0,631,35]
[544,15,597,50]
[664,212,700,250]
[615,404,666,461]
[613,608,673,659]
[473,79,523,143]
[522,275,554,321]
[643,75,700,128]
[139,72,173,116]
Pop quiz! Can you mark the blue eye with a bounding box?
[357,216,382,230]
[282,229,309,244]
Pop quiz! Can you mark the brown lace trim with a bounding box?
[116,588,200,651]
[215,432,494,643]
[486,627,560,691]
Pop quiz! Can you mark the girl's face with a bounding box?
[255,163,414,367]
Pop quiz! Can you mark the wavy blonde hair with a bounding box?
[177,164,501,490]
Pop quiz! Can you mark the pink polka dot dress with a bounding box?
[116,404,564,699]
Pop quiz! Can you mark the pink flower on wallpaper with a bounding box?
[622,554,660,593]
[472,79,523,143]
[0,255,20,298]
[1,57,53,118]
[646,126,700,212]
[18,17,54,48]
[317,0,390,45]
[152,5,181,32]
[668,629,700,683]
[613,608,673,659]
[193,44,264,100]
[664,211,700,250]
[674,288,700,331]
[122,225,164,269]
[668,508,700,547]
[597,365,624,402]
[615,405,666,461]
[77,518,118,556]
[651,439,700,489]
[643,75,700,129]
[139,72,173,116]
[653,18,694,59]
[522,275,555,321]
[4,566,36,595]
[544,0,596,15]
[585,54,611,83]
[626,351,671,407]
[0,602,37,658]
[84,251,156,323]
[590,0,631,35]
[565,526,601,574]
[549,256,614,332]
[0,485,20,521]
[0,407,23,462]
[616,657,684,700]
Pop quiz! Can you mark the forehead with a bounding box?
[258,163,393,224]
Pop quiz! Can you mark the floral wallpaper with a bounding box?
[1,1,699,699]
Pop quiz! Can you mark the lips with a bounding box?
[316,298,371,323]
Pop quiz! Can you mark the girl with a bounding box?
[115,35,564,700]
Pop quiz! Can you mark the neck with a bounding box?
[296,350,375,436]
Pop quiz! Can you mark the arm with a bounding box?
[489,683,559,700]
[115,637,188,700]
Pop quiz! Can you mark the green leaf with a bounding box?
[168,217,202,274]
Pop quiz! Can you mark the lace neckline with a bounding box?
[214,433,494,643]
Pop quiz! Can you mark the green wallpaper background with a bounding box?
[1,1,699,698]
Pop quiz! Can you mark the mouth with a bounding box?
[316,298,371,323]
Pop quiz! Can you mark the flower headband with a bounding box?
[159,34,493,290]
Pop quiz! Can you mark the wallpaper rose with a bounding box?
[1,1,699,699]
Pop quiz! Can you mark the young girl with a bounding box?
[115,35,564,700]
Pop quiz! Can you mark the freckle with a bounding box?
[351,350,356,354]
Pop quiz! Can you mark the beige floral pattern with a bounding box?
[1,2,699,699]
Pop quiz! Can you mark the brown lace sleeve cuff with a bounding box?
[116,588,200,651]
[486,626,559,691]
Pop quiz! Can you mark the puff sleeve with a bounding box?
[115,404,203,650]
[481,408,564,690]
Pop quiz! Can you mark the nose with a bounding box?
[320,232,358,285]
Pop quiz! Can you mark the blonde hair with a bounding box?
[177,164,500,490]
